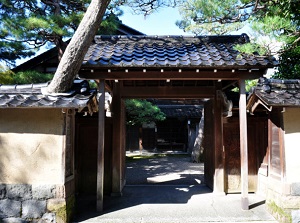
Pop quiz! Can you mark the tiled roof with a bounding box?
[158,105,202,118]
[250,78,300,106]
[83,35,278,68]
[147,99,203,118]
[0,80,98,110]
[13,24,145,72]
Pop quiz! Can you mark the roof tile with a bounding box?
[252,78,300,106]
[83,35,277,68]
[0,80,97,109]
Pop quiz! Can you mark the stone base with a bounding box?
[0,184,72,223]
[266,180,300,223]
[241,197,249,210]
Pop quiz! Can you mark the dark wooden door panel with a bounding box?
[75,116,113,196]
[224,117,267,193]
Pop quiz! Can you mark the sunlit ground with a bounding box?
[126,152,205,185]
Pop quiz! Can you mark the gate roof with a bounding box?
[79,34,277,80]
[83,35,275,68]
[79,34,278,99]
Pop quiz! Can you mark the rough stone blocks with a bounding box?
[6,184,32,201]
[291,182,300,196]
[0,199,21,218]
[22,200,46,218]
[1,218,27,223]
[32,184,55,200]
[292,210,300,223]
[0,184,69,222]
[0,185,6,199]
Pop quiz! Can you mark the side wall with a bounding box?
[0,108,72,222]
[283,108,300,184]
[0,108,64,184]
[259,108,300,223]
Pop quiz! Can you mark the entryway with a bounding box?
[73,153,276,223]
[125,152,204,185]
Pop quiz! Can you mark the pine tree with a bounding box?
[176,0,300,79]
[0,0,122,66]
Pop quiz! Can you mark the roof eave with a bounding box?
[78,66,270,81]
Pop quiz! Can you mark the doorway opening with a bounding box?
[125,153,205,186]
[125,98,206,187]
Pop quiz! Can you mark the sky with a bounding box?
[119,6,252,36]
[12,6,251,67]
[12,7,185,67]
[119,7,186,35]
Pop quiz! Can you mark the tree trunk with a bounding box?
[46,0,111,93]
[53,36,67,62]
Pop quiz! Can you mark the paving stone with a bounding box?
[6,185,32,201]
[0,199,21,218]
[22,200,46,219]
[126,154,204,185]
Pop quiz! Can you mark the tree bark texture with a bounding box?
[46,0,111,93]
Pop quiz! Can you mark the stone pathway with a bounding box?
[73,152,278,223]
[126,153,204,185]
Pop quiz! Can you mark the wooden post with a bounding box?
[111,82,123,196]
[97,79,105,212]
[239,79,249,210]
[213,82,225,195]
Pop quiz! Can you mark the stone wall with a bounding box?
[266,179,300,223]
[0,184,71,222]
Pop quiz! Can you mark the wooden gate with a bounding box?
[75,115,113,196]
[223,116,267,193]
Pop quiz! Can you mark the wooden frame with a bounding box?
[97,80,105,212]
[89,68,268,212]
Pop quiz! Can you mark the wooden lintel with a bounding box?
[79,69,264,80]
[120,86,215,98]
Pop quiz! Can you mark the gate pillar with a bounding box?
[97,79,105,212]
[111,82,125,196]
[239,79,249,210]
[213,82,225,195]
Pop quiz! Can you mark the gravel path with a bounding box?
[125,154,205,185]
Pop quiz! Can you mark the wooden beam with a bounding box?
[97,79,105,212]
[120,86,215,98]
[121,100,126,190]
[111,82,123,196]
[213,83,225,195]
[239,79,249,210]
[79,68,265,80]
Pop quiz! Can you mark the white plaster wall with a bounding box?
[283,108,300,183]
[0,108,65,184]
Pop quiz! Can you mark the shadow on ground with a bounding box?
[126,154,205,185]
[73,154,277,223]
[74,154,208,220]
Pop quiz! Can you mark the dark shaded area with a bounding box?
[126,154,204,185]
[249,200,266,209]
[73,154,208,220]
